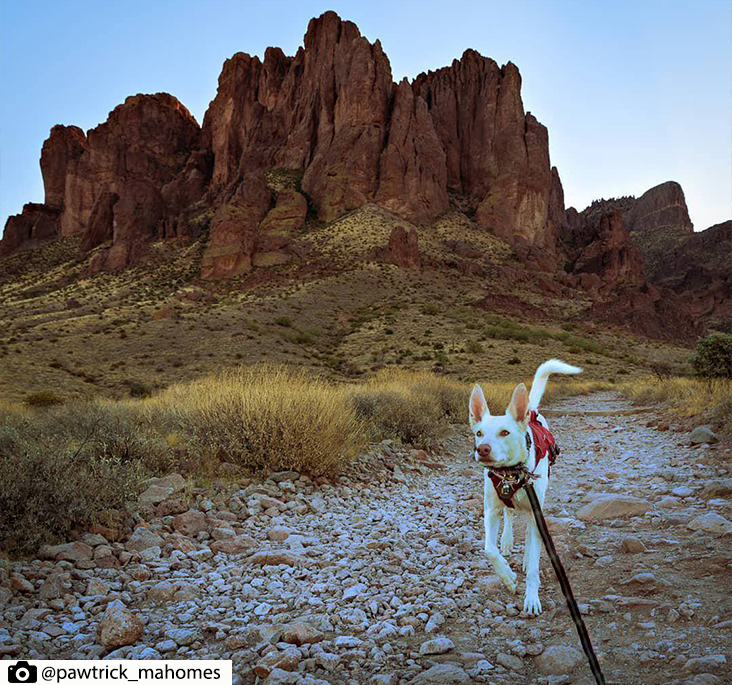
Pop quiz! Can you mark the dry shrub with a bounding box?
[350,369,612,449]
[23,390,64,407]
[0,414,142,556]
[621,377,732,432]
[349,370,467,449]
[147,365,366,476]
[0,363,613,555]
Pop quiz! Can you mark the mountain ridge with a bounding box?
[1,11,729,338]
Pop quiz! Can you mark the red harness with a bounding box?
[488,411,559,508]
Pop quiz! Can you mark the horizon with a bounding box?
[2,0,731,232]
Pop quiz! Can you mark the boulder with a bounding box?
[39,541,93,563]
[210,535,257,555]
[576,495,653,521]
[687,512,732,535]
[407,664,471,685]
[281,622,324,646]
[620,536,646,554]
[689,425,718,445]
[700,479,732,500]
[125,527,164,553]
[172,510,207,537]
[419,637,455,655]
[249,550,304,567]
[535,645,585,675]
[98,601,143,649]
[254,647,301,677]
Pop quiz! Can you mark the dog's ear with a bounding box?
[469,384,489,428]
[507,383,529,427]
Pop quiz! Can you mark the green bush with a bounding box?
[465,339,483,354]
[692,333,732,378]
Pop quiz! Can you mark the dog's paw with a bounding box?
[523,593,542,616]
[499,568,518,594]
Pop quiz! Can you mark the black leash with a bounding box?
[522,480,606,685]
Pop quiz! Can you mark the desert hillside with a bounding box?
[1,13,729,406]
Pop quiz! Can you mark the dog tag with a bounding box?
[499,481,514,498]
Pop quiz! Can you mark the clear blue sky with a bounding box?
[2,0,730,231]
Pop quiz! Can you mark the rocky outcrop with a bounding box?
[196,14,563,276]
[369,225,421,268]
[585,282,702,341]
[79,191,119,252]
[0,203,60,256]
[655,220,732,324]
[3,10,726,343]
[6,94,201,270]
[48,94,199,242]
[41,125,87,210]
[563,208,645,290]
[374,79,449,223]
[559,198,702,340]
[1,12,567,278]
[565,183,730,329]
[253,189,308,267]
[624,181,694,280]
[413,56,562,262]
[105,182,166,271]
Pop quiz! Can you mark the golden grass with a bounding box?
[0,364,618,555]
[348,368,614,448]
[621,377,732,431]
[142,365,367,476]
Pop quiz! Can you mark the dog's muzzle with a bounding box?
[475,443,492,464]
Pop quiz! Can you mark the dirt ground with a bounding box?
[2,391,730,684]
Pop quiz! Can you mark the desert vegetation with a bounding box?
[620,333,732,433]
[622,377,732,433]
[0,365,608,555]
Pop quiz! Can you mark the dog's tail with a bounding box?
[529,359,582,409]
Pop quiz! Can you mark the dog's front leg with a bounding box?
[500,508,514,554]
[484,487,517,593]
[523,518,542,615]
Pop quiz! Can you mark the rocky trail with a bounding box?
[2,392,731,684]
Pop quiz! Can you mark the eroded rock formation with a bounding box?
[1,12,728,339]
[563,183,731,331]
[369,225,421,269]
[1,12,563,276]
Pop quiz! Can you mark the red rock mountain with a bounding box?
[1,12,563,277]
[562,182,730,332]
[1,12,729,338]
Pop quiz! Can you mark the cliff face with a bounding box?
[1,11,562,276]
[1,95,203,268]
[562,183,730,330]
[624,181,694,280]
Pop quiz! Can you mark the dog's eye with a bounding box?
[476,430,483,437]
[499,429,510,437]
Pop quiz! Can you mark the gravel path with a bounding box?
[2,392,731,685]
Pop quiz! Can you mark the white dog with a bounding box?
[469,359,581,615]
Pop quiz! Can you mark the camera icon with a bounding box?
[8,661,38,683]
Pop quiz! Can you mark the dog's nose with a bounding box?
[476,444,492,461]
